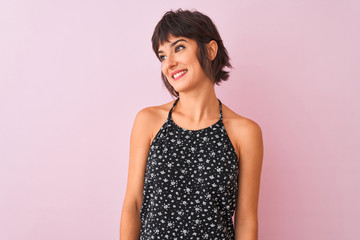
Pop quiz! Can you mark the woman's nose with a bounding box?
[165,54,177,69]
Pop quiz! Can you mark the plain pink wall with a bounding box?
[1,0,359,239]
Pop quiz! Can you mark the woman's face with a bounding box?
[157,35,209,93]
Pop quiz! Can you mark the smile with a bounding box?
[172,70,188,80]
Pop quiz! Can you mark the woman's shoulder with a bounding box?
[222,103,261,130]
[134,100,176,143]
[136,99,175,121]
[221,102,263,157]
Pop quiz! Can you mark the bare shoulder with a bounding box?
[221,103,263,160]
[124,99,176,210]
[134,100,175,144]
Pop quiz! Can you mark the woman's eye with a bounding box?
[175,45,185,52]
[158,45,184,62]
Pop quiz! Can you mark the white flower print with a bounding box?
[139,98,239,240]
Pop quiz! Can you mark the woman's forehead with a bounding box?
[161,35,182,45]
[158,35,193,49]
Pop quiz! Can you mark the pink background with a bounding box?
[1,0,359,239]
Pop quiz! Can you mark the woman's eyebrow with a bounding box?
[157,39,188,54]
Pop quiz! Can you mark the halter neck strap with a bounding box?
[168,98,223,121]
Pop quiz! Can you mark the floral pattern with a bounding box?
[139,98,239,239]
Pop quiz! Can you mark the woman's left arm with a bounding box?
[234,119,264,240]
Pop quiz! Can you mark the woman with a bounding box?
[120,9,263,240]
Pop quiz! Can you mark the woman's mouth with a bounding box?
[172,70,188,80]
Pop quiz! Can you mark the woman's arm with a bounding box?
[120,108,154,240]
[234,119,264,240]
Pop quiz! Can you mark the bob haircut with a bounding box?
[151,9,232,98]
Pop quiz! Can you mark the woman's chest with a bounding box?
[145,133,239,190]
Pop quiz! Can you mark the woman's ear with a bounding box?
[207,40,218,61]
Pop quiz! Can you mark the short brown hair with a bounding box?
[152,9,232,98]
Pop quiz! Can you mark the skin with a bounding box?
[120,35,263,240]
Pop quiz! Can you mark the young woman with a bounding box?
[120,9,263,240]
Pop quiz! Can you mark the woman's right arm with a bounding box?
[120,108,153,240]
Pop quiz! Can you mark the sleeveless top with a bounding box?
[139,97,239,240]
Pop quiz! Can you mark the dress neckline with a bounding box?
[167,97,223,132]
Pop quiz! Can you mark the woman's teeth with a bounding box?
[173,70,187,79]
